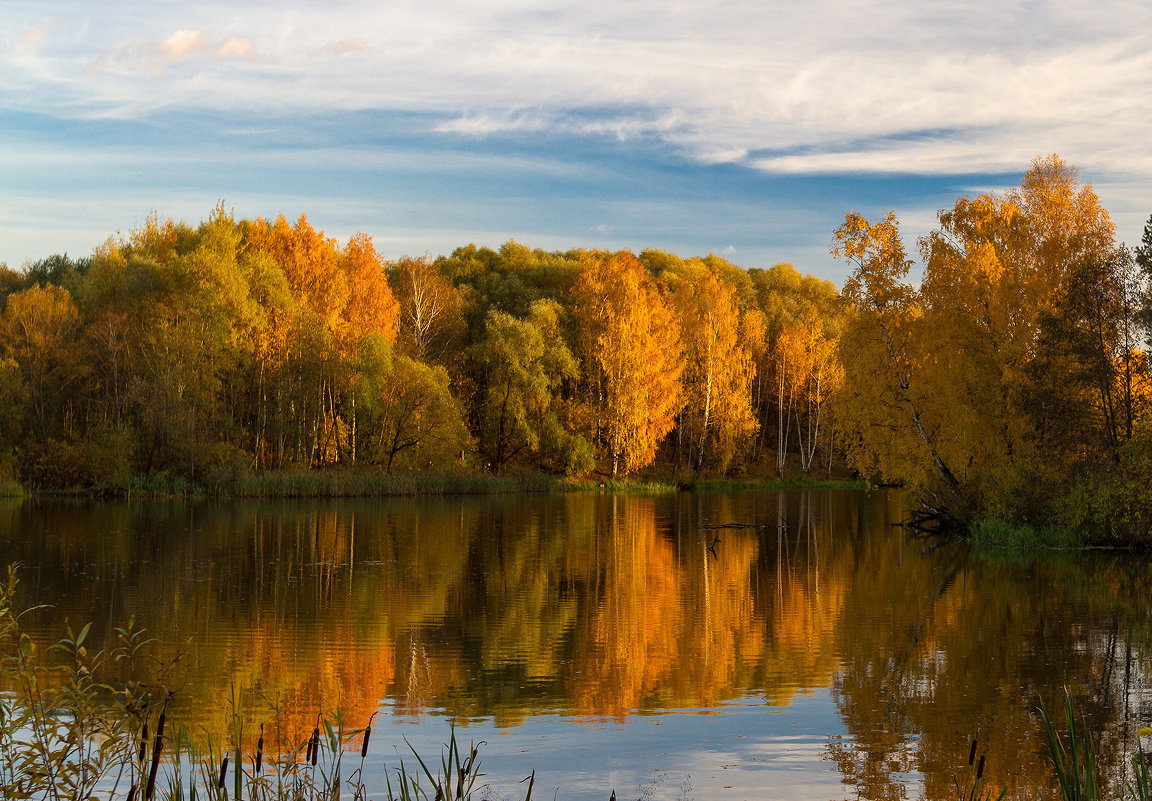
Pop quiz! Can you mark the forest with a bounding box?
[1,155,1151,544]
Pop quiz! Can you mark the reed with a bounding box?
[1131,732,1151,801]
[971,520,1084,550]
[1039,691,1102,801]
[953,739,1006,801]
[1037,691,1152,801]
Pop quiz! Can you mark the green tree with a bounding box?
[363,356,471,472]
[0,358,29,462]
[473,300,590,475]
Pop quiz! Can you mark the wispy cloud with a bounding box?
[86,29,257,75]
[6,0,1149,180]
[3,0,1151,275]
[311,40,368,59]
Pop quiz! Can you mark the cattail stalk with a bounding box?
[144,711,166,801]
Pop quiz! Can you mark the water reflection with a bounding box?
[0,491,1148,799]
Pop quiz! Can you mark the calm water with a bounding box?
[0,489,1149,800]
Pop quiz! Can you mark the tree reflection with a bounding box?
[0,490,1147,796]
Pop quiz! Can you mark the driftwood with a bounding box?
[892,507,967,538]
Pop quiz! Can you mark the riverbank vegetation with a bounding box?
[1,155,1151,543]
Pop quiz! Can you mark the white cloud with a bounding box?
[311,39,368,59]
[2,0,1151,270]
[216,37,254,59]
[158,29,209,63]
[6,0,1148,182]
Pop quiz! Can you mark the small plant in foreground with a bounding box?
[953,739,1006,801]
[1039,691,1102,801]
[1034,690,1152,801]
[1126,728,1151,801]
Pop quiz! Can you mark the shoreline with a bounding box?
[0,470,869,501]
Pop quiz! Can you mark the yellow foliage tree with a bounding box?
[573,250,684,476]
[835,156,1129,523]
[666,259,758,473]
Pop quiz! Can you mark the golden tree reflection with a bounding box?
[0,491,1148,794]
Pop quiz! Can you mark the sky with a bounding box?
[3,0,1150,285]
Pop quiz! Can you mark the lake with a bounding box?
[0,489,1148,800]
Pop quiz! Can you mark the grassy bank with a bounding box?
[970,519,1086,550]
[11,468,874,500]
[218,468,560,498]
[689,476,869,492]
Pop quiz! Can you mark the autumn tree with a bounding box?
[833,210,962,514]
[244,215,401,468]
[389,255,464,362]
[573,250,684,476]
[775,310,842,475]
[472,299,592,475]
[341,232,399,349]
[0,285,86,449]
[663,257,758,473]
[746,263,841,467]
[836,156,1134,526]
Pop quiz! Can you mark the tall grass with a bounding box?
[564,478,679,494]
[1039,690,1103,801]
[1039,690,1151,801]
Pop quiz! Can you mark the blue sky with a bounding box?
[3,0,1150,284]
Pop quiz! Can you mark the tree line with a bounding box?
[3,154,1151,542]
[0,207,842,489]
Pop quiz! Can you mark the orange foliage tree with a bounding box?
[573,251,684,476]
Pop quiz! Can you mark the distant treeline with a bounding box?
[2,155,1152,544]
[0,207,842,492]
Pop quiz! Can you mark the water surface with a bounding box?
[1,490,1148,800]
